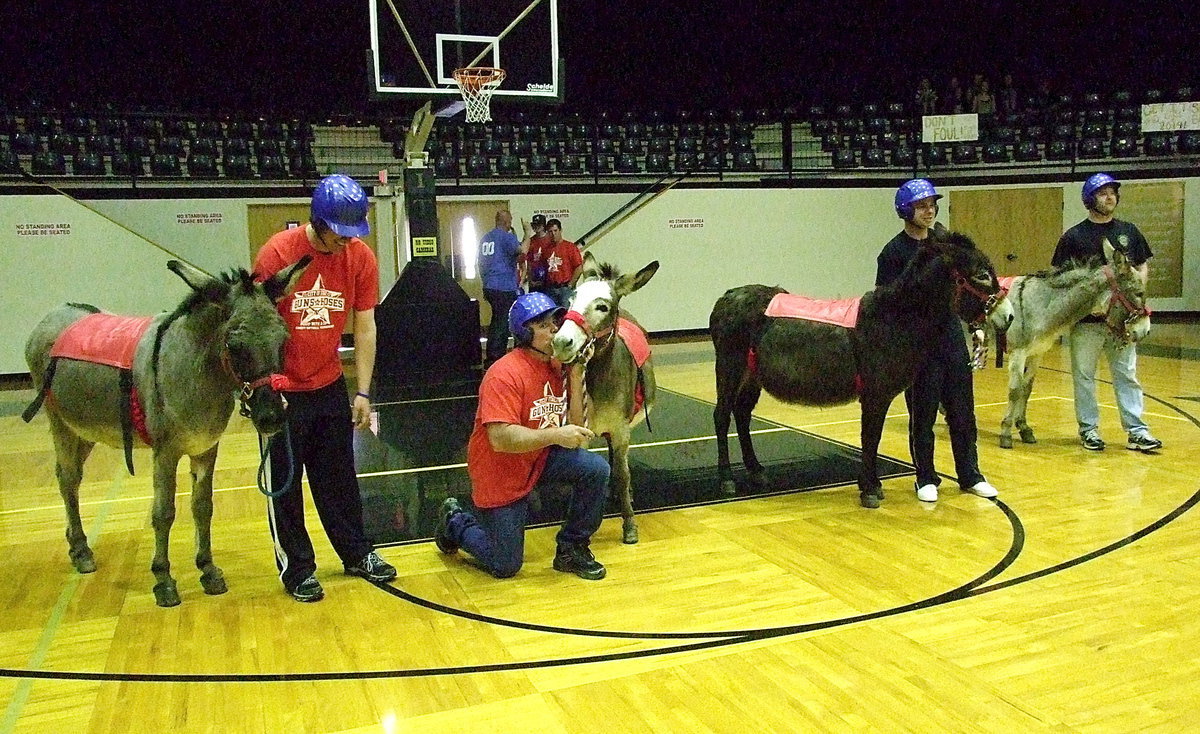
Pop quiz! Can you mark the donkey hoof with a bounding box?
[201,570,228,596]
[622,524,639,545]
[1019,428,1038,444]
[70,550,97,574]
[998,435,1014,449]
[747,471,767,489]
[153,581,181,608]
[719,480,737,497]
[859,492,882,509]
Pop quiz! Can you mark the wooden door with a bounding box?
[949,187,1063,275]
[1118,181,1184,298]
[437,200,510,325]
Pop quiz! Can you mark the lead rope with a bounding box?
[256,423,296,498]
[577,343,593,430]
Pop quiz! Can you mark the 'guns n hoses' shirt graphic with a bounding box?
[291,275,345,330]
[529,381,567,428]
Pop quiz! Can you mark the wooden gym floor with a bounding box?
[2,322,1199,733]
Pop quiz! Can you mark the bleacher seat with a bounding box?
[163,119,190,138]
[1180,132,1200,154]
[496,154,522,175]
[594,138,617,157]
[1112,120,1138,138]
[197,120,223,139]
[31,150,66,175]
[28,114,55,135]
[982,143,1010,163]
[111,152,144,176]
[99,118,128,137]
[11,132,37,154]
[565,138,588,156]
[645,152,671,173]
[952,143,979,164]
[224,137,251,156]
[621,138,645,156]
[1045,140,1072,161]
[288,153,317,177]
[434,154,460,178]
[1080,122,1106,139]
[465,154,490,177]
[258,153,286,177]
[227,121,254,140]
[159,136,184,156]
[849,132,871,150]
[191,137,218,156]
[0,149,20,174]
[1051,124,1075,142]
[48,133,78,155]
[1144,133,1172,156]
[1078,138,1106,158]
[892,146,916,168]
[831,149,858,168]
[527,153,552,173]
[222,152,253,178]
[539,138,562,157]
[1110,137,1138,158]
[510,138,533,157]
[1013,141,1041,162]
[84,134,114,153]
[732,150,757,171]
[923,145,949,166]
[615,153,640,173]
[674,151,700,171]
[63,116,92,136]
[255,139,281,157]
[557,153,586,174]
[72,151,105,175]
[862,148,887,167]
[150,152,181,176]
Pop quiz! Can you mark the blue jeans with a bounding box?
[1068,321,1148,436]
[447,446,610,578]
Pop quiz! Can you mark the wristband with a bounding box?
[355,391,370,401]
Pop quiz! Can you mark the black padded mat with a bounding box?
[356,389,913,545]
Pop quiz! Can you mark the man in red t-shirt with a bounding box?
[434,292,611,579]
[519,213,551,293]
[253,174,397,602]
[542,218,583,307]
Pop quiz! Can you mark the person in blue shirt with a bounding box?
[479,210,531,367]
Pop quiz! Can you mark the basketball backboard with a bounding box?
[368,0,561,104]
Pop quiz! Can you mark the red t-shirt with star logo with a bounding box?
[253,226,378,391]
[543,239,582,285]
[467,348,569,508]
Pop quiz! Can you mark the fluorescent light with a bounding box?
[461,216,477,279]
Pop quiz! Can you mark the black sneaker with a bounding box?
[435,497,463,554]
[1127,432,1163,452]
[1081,429,1106,451]
[553,544,607,580]
[344,550,397,582]
[291,574,324,602]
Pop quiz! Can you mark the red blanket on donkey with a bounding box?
[764,293,861,328]
[616,317,651,419]
[50,313,155,446]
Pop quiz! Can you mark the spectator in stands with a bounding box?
[916,78,939,115]
[541,218,583,307]
[943,77,966,114]
[966,73,986,104]
[520,214,551,293]
[1051,173,1162,453]
[434,292,610,580]
[479,209,532,367]
[972,79,997,131]
[998,72,1020,118]
[252,174,397,603]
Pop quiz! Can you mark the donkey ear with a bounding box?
[264,255,312,303]
[167,260,227,300]
[574,250,601,286]
[1101,238,1124,266]
[615,260,660,298]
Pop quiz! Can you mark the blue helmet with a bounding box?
[311,174,370,237]
[895,178,943,219]
[508,292,564,344]
[1082,173,1120,209]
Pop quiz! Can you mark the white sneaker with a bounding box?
[916,483,939,502]
[966,481,998,498]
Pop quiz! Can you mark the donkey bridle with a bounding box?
[1103,264,1151,343]
[219,347,277,418]
[951,270,1009,329]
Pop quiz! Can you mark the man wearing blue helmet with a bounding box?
[434,292,612,580]
[876,178,1000,503]
[253,173,397,602]
[1052,173,1160,452]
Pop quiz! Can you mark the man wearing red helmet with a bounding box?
[253,174,397,602]
[434,292,611,580]
[876,179,1000,504]
[1052,173,1160,452]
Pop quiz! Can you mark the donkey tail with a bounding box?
[21,357,59,422]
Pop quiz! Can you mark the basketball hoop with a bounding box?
[453,67,506,123]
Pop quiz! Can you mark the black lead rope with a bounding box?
[256,422,296,498]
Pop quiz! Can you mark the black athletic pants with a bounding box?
[484,288,517,365]
[903,322,985,489]
[262,377,373,592]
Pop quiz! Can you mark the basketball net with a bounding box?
[453,67,506,123]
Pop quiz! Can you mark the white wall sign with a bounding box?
[1141,102,1200,132]
[921,114,979,143]
[668,218,705,229]
[176,212,224,225]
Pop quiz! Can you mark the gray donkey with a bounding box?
[999,240,1150,448]
[23,258,309,606]
[551,252,659,543]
